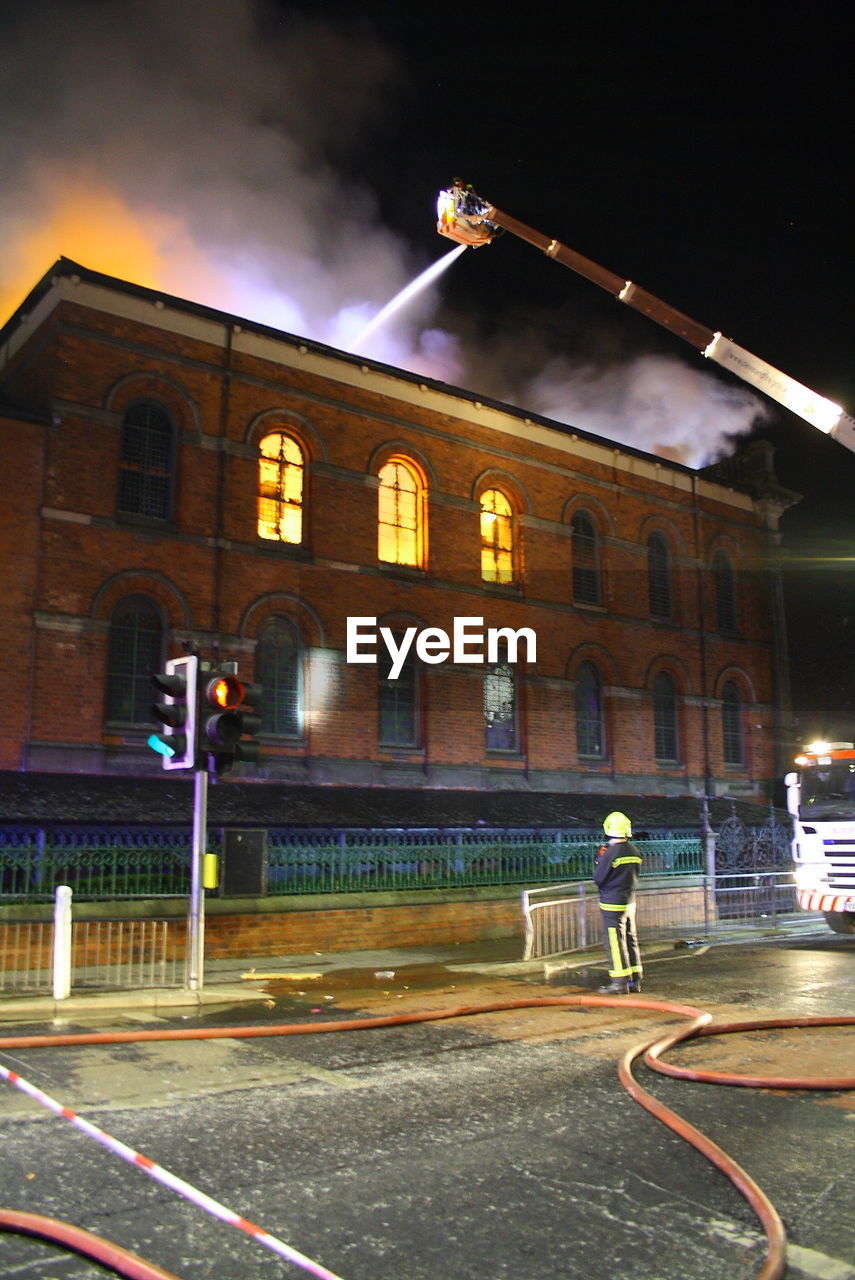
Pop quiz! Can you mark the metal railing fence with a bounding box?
[713,869,801,922]
[0,869,805,994]
[522,870,801,961]
[0,917,185,994]
[1,825,704,901]
[69,918,186,989]
[264,831,703,893]
[0,921,53,994]
[0,827,193,899]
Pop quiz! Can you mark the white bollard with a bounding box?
[52,885,73,1000]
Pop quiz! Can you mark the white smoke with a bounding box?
[0,0,457,373]
[524,353,767,466]
[0,0,766,465]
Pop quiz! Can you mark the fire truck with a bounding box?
[785,742,855,933]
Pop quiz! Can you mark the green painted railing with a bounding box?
[264,831,703,894]
[0,828,193,899]
[0,824,704,901]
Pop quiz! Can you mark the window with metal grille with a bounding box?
[714,550,738,632]
[378,458,424,566]
[256,617,301,737]
[105,595,163,724]
[378,639,419,747]
[647,532,672,619]
[480,488,514,583]
[571,512,601,605]
[258,433,304,543]
[653,671,679,762]
[484,657,518,751]
[118,400,174,520]
[575,660,605,757]
[722,680,744,765]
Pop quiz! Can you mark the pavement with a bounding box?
[0,936,548,1021]
[0,918,823,1023]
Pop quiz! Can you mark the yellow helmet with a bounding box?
[603,811,632,838]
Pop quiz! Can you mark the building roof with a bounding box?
[0,771,781,833]
[0,257,760,510]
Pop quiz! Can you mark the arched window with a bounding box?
[379,635,419,747]
[647,532,672,619]
[378,457,425,567]
[722,680,744,766]
[571,512,601,605]
[653,671,679,762]
[714,549,737,632]
[484,653,518,751]
[256,617,302,737]
[480,488,514,584]
[118,400,173,520]
[105,595,163,724]
[575,661,605,757]
[258,433,304,543]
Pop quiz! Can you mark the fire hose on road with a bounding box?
[2,994,854,1280]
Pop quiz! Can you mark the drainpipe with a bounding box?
[700,796,717,930]
[759,514,795,782]
[738,440,799,785]
[22,410,54,770]
[211,324,234,659]
[691,476,713,798]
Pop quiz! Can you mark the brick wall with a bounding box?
[0,412,43,770]
[203,895,524,959]
[0,894,525,975]
[0,270,783,795]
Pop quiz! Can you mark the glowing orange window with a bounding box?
[258,433,304,543]
[480,488,514,583]
[378,458,424,566]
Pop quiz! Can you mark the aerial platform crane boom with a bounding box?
[436,184,854,453]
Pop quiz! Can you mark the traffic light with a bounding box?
[199,669,263,774]
[233,679,263,766]
[149,655,198,770]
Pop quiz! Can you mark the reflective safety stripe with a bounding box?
[612,856,642,867]
[607,927,631,977]
[797,887,855,913]
[600,902,629,911]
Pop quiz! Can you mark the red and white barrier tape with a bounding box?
[0,1060,346,1280]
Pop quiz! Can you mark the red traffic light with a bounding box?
[199,668,262,773]
[206,675,244,710]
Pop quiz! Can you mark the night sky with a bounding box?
[288,3,853,738]
[1,0,852,737]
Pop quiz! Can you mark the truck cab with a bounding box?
[786,742,855,934]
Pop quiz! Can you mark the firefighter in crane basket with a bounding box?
[437,181,499,248]
[594,811,643,994]
[451,178,481,216]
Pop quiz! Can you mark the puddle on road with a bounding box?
[257,960,553,1015]
[263,964,467,1012]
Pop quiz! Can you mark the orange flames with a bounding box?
[0,172,227,320]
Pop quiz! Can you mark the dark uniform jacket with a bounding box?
[593,839,643,907]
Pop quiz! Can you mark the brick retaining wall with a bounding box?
[0,889,526,976]
[203,895,523,959]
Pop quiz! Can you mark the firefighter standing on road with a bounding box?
[594,811,643,994]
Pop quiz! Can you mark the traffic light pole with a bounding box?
[187,767,208,990]
[150,657,261,989]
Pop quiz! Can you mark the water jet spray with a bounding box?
[348,243,467,352]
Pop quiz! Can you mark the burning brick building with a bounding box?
[0,258,795,805]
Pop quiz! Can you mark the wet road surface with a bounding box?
[1,927,853,1280]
